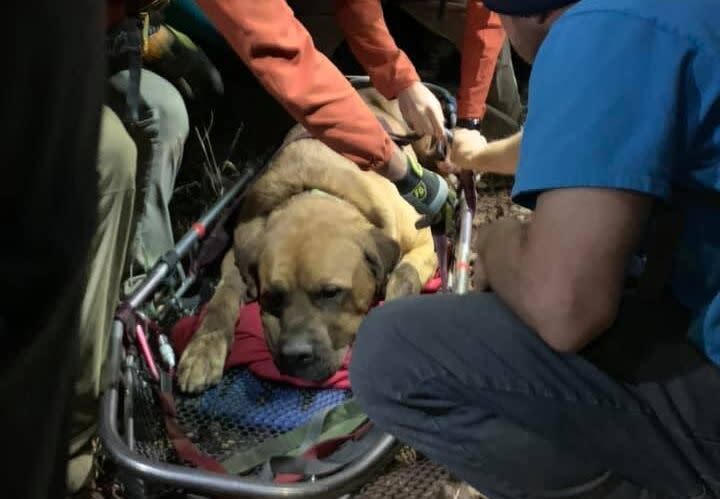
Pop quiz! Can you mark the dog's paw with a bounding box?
[177,329,229,393]
[385,262,422,300]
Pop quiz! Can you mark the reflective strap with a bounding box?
[222,398,367,475]
[264,424,383,482]
[123,0,143,124]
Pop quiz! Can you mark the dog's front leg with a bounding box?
[386,237,438,300]
[177,250,245,393]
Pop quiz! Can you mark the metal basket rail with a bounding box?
[99,163,399,498]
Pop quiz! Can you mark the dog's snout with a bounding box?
[280,337,315,370]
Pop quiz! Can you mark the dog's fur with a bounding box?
[178,89,438,393]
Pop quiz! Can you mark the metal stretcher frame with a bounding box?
[99,81,475,498]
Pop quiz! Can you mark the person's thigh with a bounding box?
[106,69,189,272]
[351,292,717,498]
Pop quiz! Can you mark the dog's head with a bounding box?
[247,195,400,381]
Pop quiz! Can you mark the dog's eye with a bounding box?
[260,289,286,315]
[313,286,345,302]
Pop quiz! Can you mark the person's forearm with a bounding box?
[334,0,419,99]
[469,130,522,174]
[476,218,527,307]
[197,0,394,171]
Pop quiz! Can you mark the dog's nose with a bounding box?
[280,338,315,371]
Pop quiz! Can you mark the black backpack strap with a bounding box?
[122,0,145,124]
[637,202,684,299]
[637,186,720,299]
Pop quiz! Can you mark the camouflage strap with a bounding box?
[222,398,368,475]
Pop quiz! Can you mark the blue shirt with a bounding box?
[512,0,720,364]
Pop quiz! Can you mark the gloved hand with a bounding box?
[142,24,224,122]
[392,153,458,236]
[398,81,447,144]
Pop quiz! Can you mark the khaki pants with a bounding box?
[68,71,189,493]
[107,69,190,275]
[67,107,137,492]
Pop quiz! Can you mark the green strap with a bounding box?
[221,398,368,475]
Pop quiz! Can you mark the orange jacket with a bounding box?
[458,2,506,120]
[197,0,419,170]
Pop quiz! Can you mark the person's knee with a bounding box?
[143,70,190,144]
[97,107,137,194]
[108,69,190,144]
[351,299,415,411]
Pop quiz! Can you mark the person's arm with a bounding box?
[475,189,652,352]
[334,0,419,99]
[473,10,693,352]
[457,2,505,120]
[445,129,521,175]
[196,0,393,171]
[334,0,445,140]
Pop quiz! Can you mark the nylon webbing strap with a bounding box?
[124,0,143,124]
[459,171,477,213]
[157,381,226,473]
[261,424,382,481]
[221,398,368,475]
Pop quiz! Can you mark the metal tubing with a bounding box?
[453,194,474,295]
[174,165,257,257]
[100,384,396,498]
[106,320,126,387]
[126,262,171,310]
[346,75,457,128]
[125,166,260,311]
[123,351,137,451]
[100,161,399,497]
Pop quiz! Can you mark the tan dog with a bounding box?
[177,89,438,393]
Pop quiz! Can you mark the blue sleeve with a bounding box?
[512,10,692,209]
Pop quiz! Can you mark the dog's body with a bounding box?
[178,89,438,393]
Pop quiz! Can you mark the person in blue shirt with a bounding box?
[350,0,720,497]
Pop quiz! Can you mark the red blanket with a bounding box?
[171,276,442,390]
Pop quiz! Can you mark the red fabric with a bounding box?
[172,302,353,389]
[171,275,442,390]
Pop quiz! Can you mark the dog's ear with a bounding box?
[232,216,267,301]
[363,227,401,285]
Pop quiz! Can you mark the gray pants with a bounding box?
[352,292,720,498]
[106,69,190,275]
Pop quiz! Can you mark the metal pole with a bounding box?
[453,193,474,295]
[100,383,397,498]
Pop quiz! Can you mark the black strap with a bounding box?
[123,0,144,124]
[637,186,720,299]
[637,203,685,299]
[675,185,720,209]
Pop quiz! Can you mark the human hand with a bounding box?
[398,82,446,142]
[438,127,488,174]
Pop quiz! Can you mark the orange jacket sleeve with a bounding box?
[195,0,393,170]
[457,2,506,119]
[334,0,420,100]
